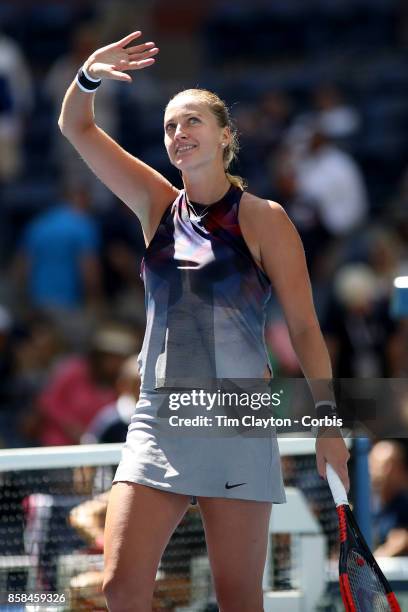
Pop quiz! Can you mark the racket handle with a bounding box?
[326,463,349,507]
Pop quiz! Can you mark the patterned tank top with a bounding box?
[138,184,272,390]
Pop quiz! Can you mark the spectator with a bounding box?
[81,354,140,444]
[292,126,368,236]
[323,264,397,377]
[29,324,139,446]
[14,182,103,316]
[311,83,361,140]
[10,313,66,446]
[366,227,405,297]
[13,312,65,390]
[369,440,408,557]
[0,31,33,183]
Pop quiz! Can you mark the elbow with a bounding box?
[58,114,72,139]
[57,117,66,136]
[58,116,92,143]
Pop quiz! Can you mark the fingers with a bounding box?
[108,68,133,82]
[125,41,156,55]
[116,31,142,47]
[117,47,159,72]
[325,460,350,493]
[128,57,157,70]
[320,461,350,492]
[127,46,159,63]
[335,463,350,493]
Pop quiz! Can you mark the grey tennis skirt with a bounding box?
[113,390,286,503]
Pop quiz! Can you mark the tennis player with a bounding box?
[59,31,350,612]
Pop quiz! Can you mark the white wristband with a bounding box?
[82,64,102,83]
[75,64,102,94]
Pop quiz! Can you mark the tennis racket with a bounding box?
[326,463,401,612]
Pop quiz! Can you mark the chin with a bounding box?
[175,157,200,172]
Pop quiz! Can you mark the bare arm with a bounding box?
[257,199,350,488]
[58,31,178,236]
[258,200,330,378]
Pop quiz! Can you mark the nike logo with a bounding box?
[225,481,247,489]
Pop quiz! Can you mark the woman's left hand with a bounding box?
[316,429,350,492]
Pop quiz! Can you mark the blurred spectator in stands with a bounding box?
[0,31,33,183]
[13,312,65,391]
[365,227,405,297]
[45,22,118,206]
[9,312,65,446]
[311,83,360,140]
[81,354,140,444]
[323,264,397,377]
[369,440,408,557]
[291,125,368,237]
[27,323,140,446]
[13,182,103,335]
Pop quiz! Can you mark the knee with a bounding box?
[102,573,152,612]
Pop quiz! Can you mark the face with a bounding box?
[164,94,229,172]
[369,442,395,493]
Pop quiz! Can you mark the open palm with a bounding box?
[85,31,159,82]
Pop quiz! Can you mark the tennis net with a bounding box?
[0,438,354,611]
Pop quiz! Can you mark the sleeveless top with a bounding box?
[137,184,273,391]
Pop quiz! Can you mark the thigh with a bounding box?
[197,497,272,593]
[104,482,190,588]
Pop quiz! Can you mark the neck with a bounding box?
[182,168,231,205]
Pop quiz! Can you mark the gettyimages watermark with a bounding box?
[148,378,408,438]
[168,388,283,411]
[166,388,342,430]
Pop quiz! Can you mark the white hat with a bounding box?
[334,264,379,307]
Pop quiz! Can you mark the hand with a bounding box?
[316,427,350,492]
[374,529,408,557]
[83,31,159,82]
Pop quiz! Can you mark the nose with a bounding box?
[175,123,187,139]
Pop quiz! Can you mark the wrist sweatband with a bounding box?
[315,400,339,419]
[76,65,101,93]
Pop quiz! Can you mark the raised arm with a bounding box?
[58,31,179,237]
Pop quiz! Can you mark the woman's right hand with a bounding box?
[83,31,159,83]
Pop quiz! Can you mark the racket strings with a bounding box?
[347,550,390,611]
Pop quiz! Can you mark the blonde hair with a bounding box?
[166,88,247,190]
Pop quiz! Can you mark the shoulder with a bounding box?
[240,191,294,236]
[241,191,287,214]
